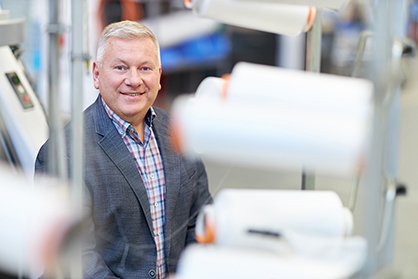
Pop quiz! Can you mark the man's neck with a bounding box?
[132,121,145,143]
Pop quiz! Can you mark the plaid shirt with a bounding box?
[102,98,167,279]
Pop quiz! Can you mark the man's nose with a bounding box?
[125,70,143,87]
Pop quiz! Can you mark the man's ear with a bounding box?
[92,61,100,89]
[158,67,162,91]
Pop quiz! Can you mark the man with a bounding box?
[35,20,212,279]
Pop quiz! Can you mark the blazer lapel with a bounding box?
[152,109,181,255]
[92,97,155,236]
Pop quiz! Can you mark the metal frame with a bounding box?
[69,0,86,278]
[301,1,410,277]
[47,0,67,178]
[353,0,409,277]
[301,8,322,190]
[46,0,86,277]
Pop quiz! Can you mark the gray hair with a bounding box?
[96,20,161,67]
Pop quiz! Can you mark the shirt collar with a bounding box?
[100,95,156,135]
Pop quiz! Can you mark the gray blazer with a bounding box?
[35,95,212,279]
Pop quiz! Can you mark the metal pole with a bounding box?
[70,0,85,278]
[306,8,322,73]
[47,0,67,178]
[302,8,322,190]
[71,0,85,227]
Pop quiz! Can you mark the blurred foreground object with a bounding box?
[0,164,76,278]
[141,11,220,49]
[195,189,353,245]
[170,62,374,176]
[184,0,316,36]
[177,242,366,279]
[231,0,349,10]
[175,188,367,279]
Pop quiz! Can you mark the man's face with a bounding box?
[92,36,162,125]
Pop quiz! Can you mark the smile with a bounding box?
[121,92,143,96]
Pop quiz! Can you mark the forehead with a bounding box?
[104,36,158,61]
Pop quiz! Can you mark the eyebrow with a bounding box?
[111,58,128,65]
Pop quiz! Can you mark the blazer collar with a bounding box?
[92,96,182,254]
[92,95,155,236]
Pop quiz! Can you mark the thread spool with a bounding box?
[184,0,316,36]
[196,189,353,250]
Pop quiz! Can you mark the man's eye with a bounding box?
[116,66,124,70]
[142,67,150,71]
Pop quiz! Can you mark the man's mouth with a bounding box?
[121,92,143,96]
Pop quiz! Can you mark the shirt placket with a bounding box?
[142,131,166,279]
[103,100,166,279]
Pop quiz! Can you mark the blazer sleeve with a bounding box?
[185,158,213,245]
[82,188,121,279]
[35,142,121,279]
[34,142,48,174]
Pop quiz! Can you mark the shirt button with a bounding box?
[150,174,154,178]
[148,269,156,278]
[154,202,158,207]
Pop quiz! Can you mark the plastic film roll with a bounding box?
[172,62,373,175]
[196,189,353,249]
[185,0,316,36]
[170,94,369,175]
[141,11,219,48]
[195,76,228,100]
[195,205,216,244]
[198,62,373,117]
[226,62,373,116]
[176,243,367,279]
[232,0,349,10]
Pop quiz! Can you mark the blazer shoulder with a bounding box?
[153,106,170,120]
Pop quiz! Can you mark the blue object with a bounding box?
[161,32,231,70]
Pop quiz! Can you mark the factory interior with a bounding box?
[0,0,418,278]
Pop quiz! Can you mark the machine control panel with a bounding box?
[5,72,34,109]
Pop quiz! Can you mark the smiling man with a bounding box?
[35,21,212,279]
[93,26,161,142]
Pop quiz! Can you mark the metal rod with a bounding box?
[70,0,85,278]
[71,0,85,225]
[348,172,361,212]
[306,8,322,73]
[302,8,322,191]
[47,0,67,179]
[352,30,374,78]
